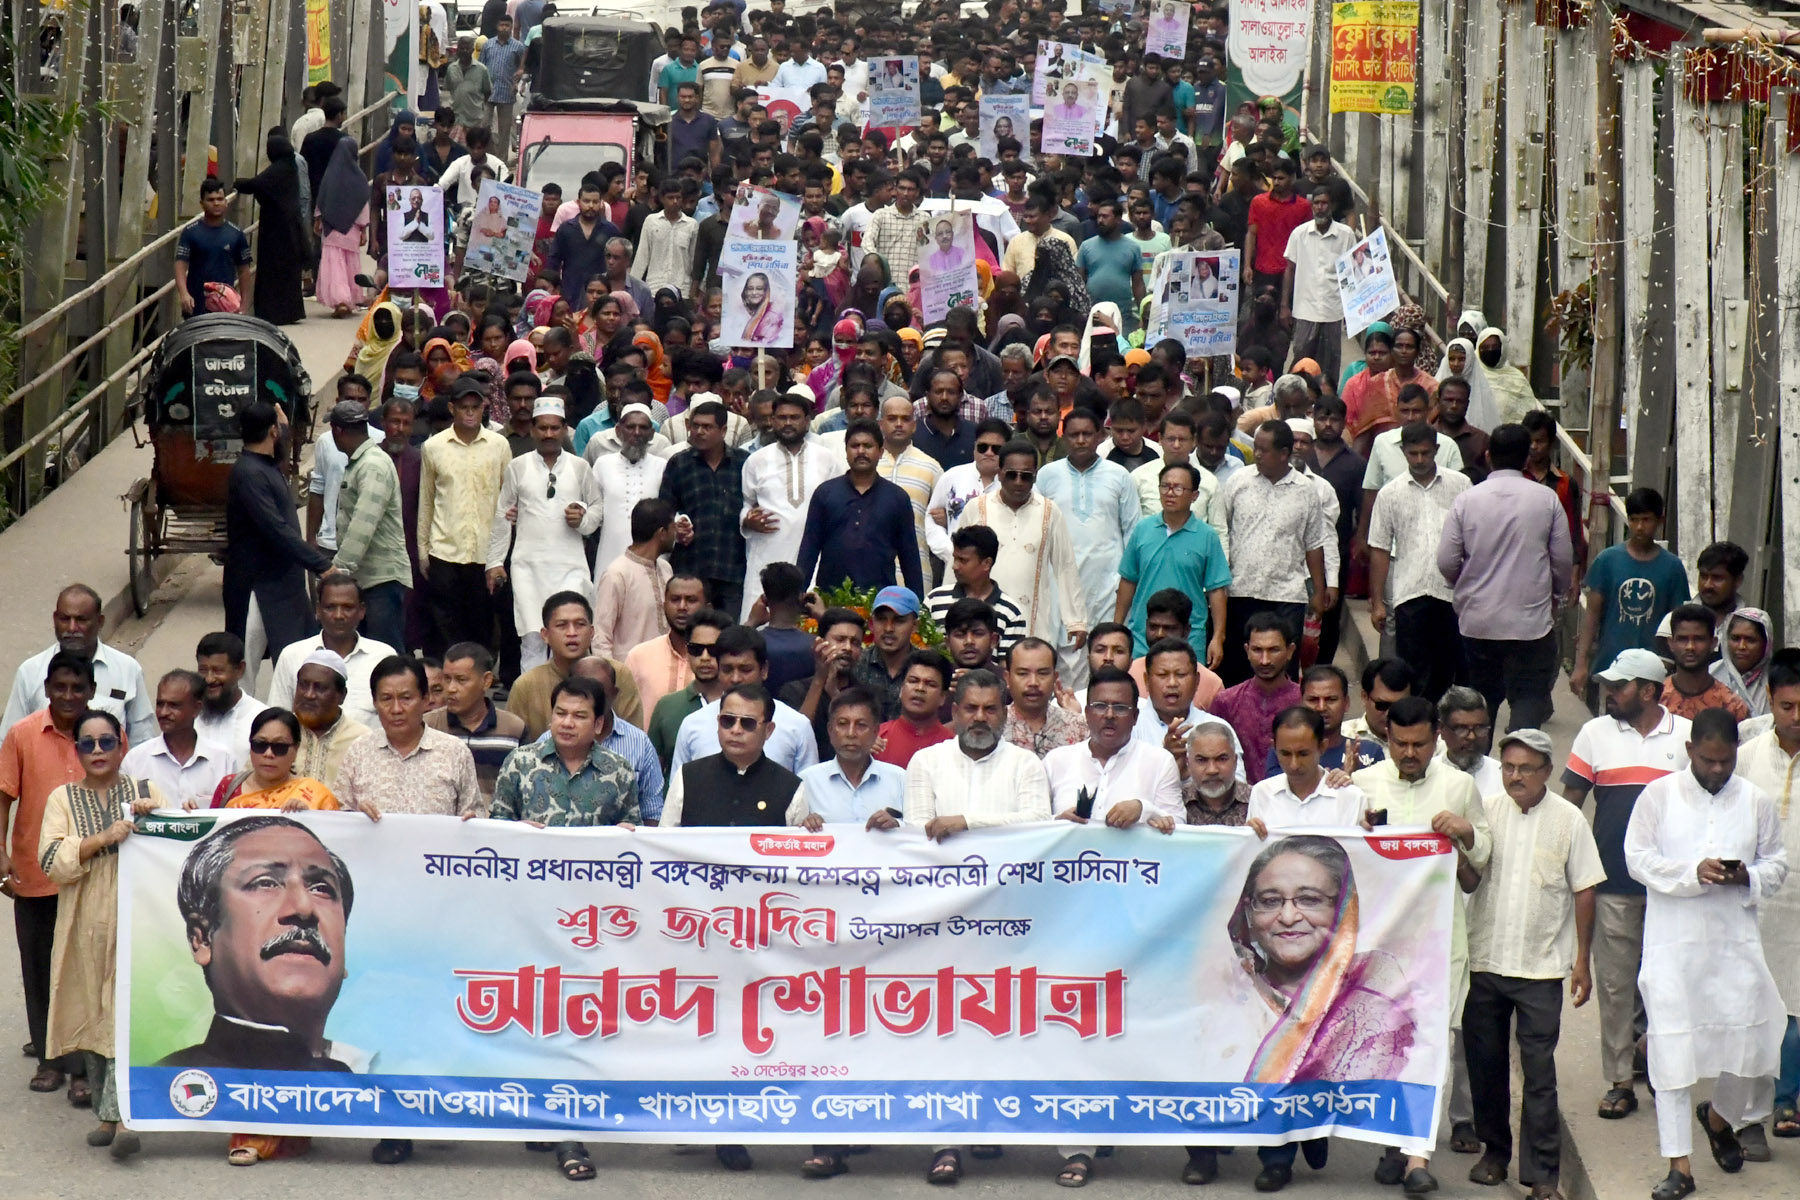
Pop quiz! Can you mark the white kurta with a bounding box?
[1624,770,1789,1091]
[1736,730,1800,1013]
[486,450,604,631]
[589,450,669,577]
[963,492,1088,643]
[1035,457,1140,638]
[739,439,843,620]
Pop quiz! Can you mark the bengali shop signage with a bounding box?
[119,813,1453,1143]
[1329,1,1419,115]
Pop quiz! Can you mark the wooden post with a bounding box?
[1552,20,1598,428]
[1669,49,1713,564]
[1461,0,1501,315]
[1419,0,1450,281]
[348,0,377,114]
[1500,3,1546,379]
[101,0,168,441]
[1773,92,1800,640]
[179,0,226,216]
[1618,55,1656,474]
[1585,3,1620,569]
[1707,110,1747,536]
[1732,98,1782,596]
[233,0,271,197]
[1441,0,1467,308]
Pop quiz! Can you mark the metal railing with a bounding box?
[4,94,392,510]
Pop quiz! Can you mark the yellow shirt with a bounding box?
[417,426,512,565]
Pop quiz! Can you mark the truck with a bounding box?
[514,16,670,196]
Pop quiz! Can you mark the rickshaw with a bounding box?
[124,314,314,615]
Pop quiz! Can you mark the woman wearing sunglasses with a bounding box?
[204,708,341,815]
[38,709,166,1159]
[200,707,339,1167]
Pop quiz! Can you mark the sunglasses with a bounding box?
[717,713,762,731]
[547,473,558,500]
[975,441,1005,454]
[688,642,719,658]
[1002,469,1036,482]
[1370,697,1397,712]
[250,738,297,755]
[76,735,120,754]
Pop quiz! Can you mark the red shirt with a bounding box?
[874,716,953,768]
[1248,191,1309,276]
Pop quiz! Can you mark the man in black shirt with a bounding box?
[299,96,350,200]
[1307,395,1366,665]
[545,181,622,306]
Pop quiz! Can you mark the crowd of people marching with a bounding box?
[20,0,1800,1195]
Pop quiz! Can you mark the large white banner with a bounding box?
[119,812,1454,1143]
[1227,0,1314,98]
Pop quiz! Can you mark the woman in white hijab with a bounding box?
[1712,608,1775,718]
[1473,325,1542,426]
[1079,301,1125,374]
[1435,336,1500,431]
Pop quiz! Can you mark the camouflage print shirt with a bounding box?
[490,739,641,827]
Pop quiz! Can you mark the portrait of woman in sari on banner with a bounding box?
[1226,835,1417,1084]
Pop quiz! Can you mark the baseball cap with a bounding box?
[1496,729,1555,760]
[328,400,370,428]
[448,376,488,401]
[872,586,921,616]
[1046,353,1081,373]
[1595,647,1668,685]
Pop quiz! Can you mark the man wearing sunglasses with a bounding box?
[1340,656,1416,755]
[647,608,734,775]
[960,442,1087,670]
[668,624,819,782]
[925,420,1008,567]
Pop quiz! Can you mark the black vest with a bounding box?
[676,753,798,827]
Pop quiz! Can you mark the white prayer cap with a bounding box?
[532,396,566,420]
[786,381,816,402]
[619,403,654,422]
[1211,384,1243,409]
[299,647,349,681]
[1286,417,1316,438]
[687,391,723,408]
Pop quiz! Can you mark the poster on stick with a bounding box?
[1146,249,1242,357]
[1335,227,1401,336]
[385,184,445,289]
[916,211,980,324]
[461,179,542,283]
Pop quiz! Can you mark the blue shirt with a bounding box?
[1118,513,1232,656]
[478,36,528,102]
[795,757,907,823]
[796,474,925,597]
[1265,737,1385,777]
[667,110,720,170]
[1584,543,1691,672]
[670,697,820,778]
[1170,80,1196,135]
[176,219,252,313]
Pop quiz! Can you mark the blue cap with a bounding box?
[872,586,920,616]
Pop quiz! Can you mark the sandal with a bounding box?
[1774,1104,1800,1137]
[928,1149,963,1185]
[227,1145,259,1166]
[28,1065,64,1092]
[716,1144,754,1171]
[110,1131,141,1160]
[87,1125,117,1148]
[1696,1101,1743,1173]
[556,1145,597,1181]
[800,1153,849,1178]
[68,1075,93,1107]
[1058,1154,1094,1188]
[1450,1121,1481,1154]
[1467,1154,1507,1186]
[1597,1087,1637,1119]
[1650,1169,1694,1200]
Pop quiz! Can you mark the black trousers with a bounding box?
[706,578,744,625]
[425,557,493,659]
[1221,597,1306,688]
[15,893,57,1068]
[1316,588,1347,668]
[1394,596,1466,702]
[1462,632,1558,732]
[1464,972,1563,1186]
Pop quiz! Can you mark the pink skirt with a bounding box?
[316,228,366,310]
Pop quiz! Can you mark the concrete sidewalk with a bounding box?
[0,301,355,691]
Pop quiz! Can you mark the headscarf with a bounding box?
[353,300,405,383]
[984,271,1026,344]
[1474,326,1542,426]
[504,338,539,375]
[651,288,687,338]
[1124,347,1151,370]
[516,288,551,338]
[1227,835,1414,1085]
[988,313,1030,355]
[374,109,418,175]
[1454,308,1488,344]
[1711,608,1775,718]
[849,255,889,320]
[419,337,471,401]
[610,290,641,321]
[1389,302,1439,373]
[1079,301,1124,374]
[472,354,507,423]
[316,136,371,237]
[525,291,558,329]
[895,327,924,376]
[1026,238,1090,317]
[633,330,672,404]
[1435,337,1500,430]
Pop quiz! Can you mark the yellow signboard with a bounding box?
[1328,1,1418,115]
[306,0,332,84]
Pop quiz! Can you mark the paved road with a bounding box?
[0,301,1786,1199]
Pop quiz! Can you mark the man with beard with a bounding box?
[741,394,842,621]
[647,608,733,774]
[1439,685,1502,798]
[1137,637,1247,778]
[1562,648,1691,1124]
[588,399,673,566]
[875,651,954,769]
[1184,719,1251,827]
[624,574,709,720]
[783,608,868,755]
[942,599,1002,693]
[1211,613,1303,784]
[1003,638,1085,758]
[194,632,265,764]
[962,443,1086,662]
[594,500,678,661]
[1353,697,1491,1194]
[290,649,372,791]
[160,815,359,1071]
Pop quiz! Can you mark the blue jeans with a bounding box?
[1778,1015,1799,1108]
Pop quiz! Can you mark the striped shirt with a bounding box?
[427,703,527,798]
[1561,707,1690,896]
[879,444,942,589]
[925,582,1026,653]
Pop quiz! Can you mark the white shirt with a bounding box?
[840,202,875,272]
[1218,467,1329,604]
[1282,219,1357,323]
[926,462,999,564]
[3,642,155,745]
[670,697,820,778]
[740,440,844,619]
[903,738,1051,827]
[963,492,1088,640]
[587,450,670,573]
[1444,752,1503,800]
[122,733,236,810]
[266,634,398,733]
[435,151,511,201]
[1467,791,1608,979]
[773,56,828,90]
[1739,730,1800,1012]
[1044,737,1184,822]
[1132,702,1248,782]
[1362,428,1464,492]
[631,212,700,296]
[1625,771,1788,1090]
[1246,773,1370,829]
[194,689,265,770]
[1368,468,1472,607]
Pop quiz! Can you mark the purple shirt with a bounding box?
[1209,677,1302,785]
[1435,468,1574,642]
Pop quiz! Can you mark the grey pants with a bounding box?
[1288,318,1344,386]
[1592,893,1647,1085]
[84,1052,121,1123]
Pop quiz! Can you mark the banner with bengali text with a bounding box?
[1329,1,1418,115]
[1227,0,1313,99]
[119,813,1452,1143]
